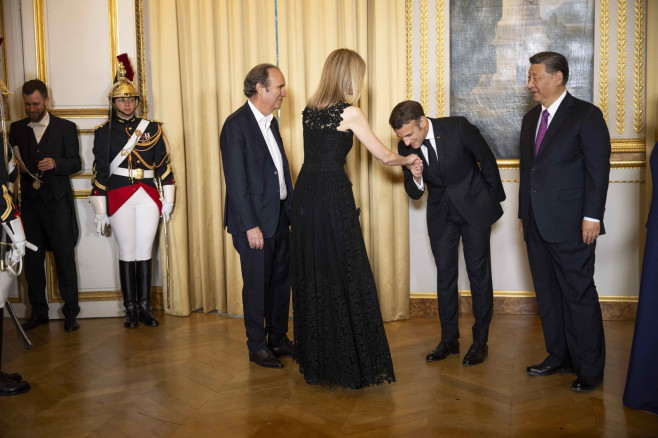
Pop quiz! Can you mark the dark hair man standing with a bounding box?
[220,64,294,368]
[10,79,82,332]
[390,100,506,366]
[519,52,610,392]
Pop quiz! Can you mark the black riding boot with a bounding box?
[0,308,31,396]
[119,261,138,329]
[136,259,159,327]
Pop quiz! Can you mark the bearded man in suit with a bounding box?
[390,100,505,366]
[519,52,610,392]
[220,64,294,369]
[11,79,81,333]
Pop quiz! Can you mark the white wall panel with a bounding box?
[44,0,112,107]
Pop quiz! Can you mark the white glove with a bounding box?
[161,202,174,222]
[161,184,175,222]
[94,213,110,235]
[89,196,109,235]
[4,217,27,266]
[10,240,26,264]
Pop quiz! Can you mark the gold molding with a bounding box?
[71,172,93,179]
[411,291,638,303]
[497,159,519,169]
[135,0,149,115]
[611,137,645,153]
[434,0,445,117]
[615,0,628,134]
[405,0,413,100]
[78,129,96,135]
[74,189,92,199]
[632,0,645,134]
[419,0,429,113]
[609,161,645,169]
[33,0,47,82]
[109,0,119,79]
[599,0,610,121]
[0,0,9,120]
[49,108,110,118]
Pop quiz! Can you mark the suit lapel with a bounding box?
[536,93,574,159]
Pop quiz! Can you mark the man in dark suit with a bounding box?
[390,100,505,366]
[220,64,294,369]
[519,52,610,392]
[11,79,81,332]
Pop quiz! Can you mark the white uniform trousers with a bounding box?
[109,187,160,261]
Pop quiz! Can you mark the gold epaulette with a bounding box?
[140,116,161,123]
[93,120,110,131]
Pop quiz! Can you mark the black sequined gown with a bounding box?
[291,103,396,389]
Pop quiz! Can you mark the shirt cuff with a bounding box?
[414,177,424,190]
[583,217,600,223]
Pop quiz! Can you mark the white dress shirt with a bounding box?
[248,100,287,200]
[27,111,50,143]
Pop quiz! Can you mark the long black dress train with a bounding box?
[291,103,396,389]
[623,144,658,415]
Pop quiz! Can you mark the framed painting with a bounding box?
[450,0,595,159]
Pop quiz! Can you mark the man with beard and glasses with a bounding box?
[10,79,82,332]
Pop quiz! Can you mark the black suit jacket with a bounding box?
[10,114,81,202]
[399,116,505,239]
[518,92,610,243]
[10,114,81,242]
[220,102,293,239]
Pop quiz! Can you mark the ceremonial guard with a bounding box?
[0,79,32,395]
[89,59,175,329]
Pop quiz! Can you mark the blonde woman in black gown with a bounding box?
[291,48,421,389]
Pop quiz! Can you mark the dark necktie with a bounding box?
[424,139,438,168]
[535,110,550,155]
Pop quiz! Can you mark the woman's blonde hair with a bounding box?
[307,48,366,110]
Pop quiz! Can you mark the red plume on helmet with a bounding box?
[116,53,134,82]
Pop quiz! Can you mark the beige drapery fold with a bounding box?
[148,0,409,321]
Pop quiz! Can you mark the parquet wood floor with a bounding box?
[1,313,656,437]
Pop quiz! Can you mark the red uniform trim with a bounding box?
[108,183,162,216]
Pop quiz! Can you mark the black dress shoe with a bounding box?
[0,371,23,382]
[64,317,80,332]
[526,359,573,377]
[268,336,294,358]
[426,340,460,362]
[249,348,283,369]
[462,342,488,366]
[572,375,603,392]
[0,375,31,396]
[21,315,49,331]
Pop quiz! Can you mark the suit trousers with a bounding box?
[21,195,79,319]
[525,208,605,378]
[232,203,291,353]
[429,198,493,343]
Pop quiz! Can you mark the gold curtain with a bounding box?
[148,0,409,321]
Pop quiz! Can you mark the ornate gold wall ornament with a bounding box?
[611,137,645,153]
[419,0,429,114]
[406,0,413,100]
[33,0,47,82]
[135,0,149,116]
[109,0,119,78]
[599,0,610,121]
[615,0,627,134]
[632,0,645,134]
[435,0,446,117]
